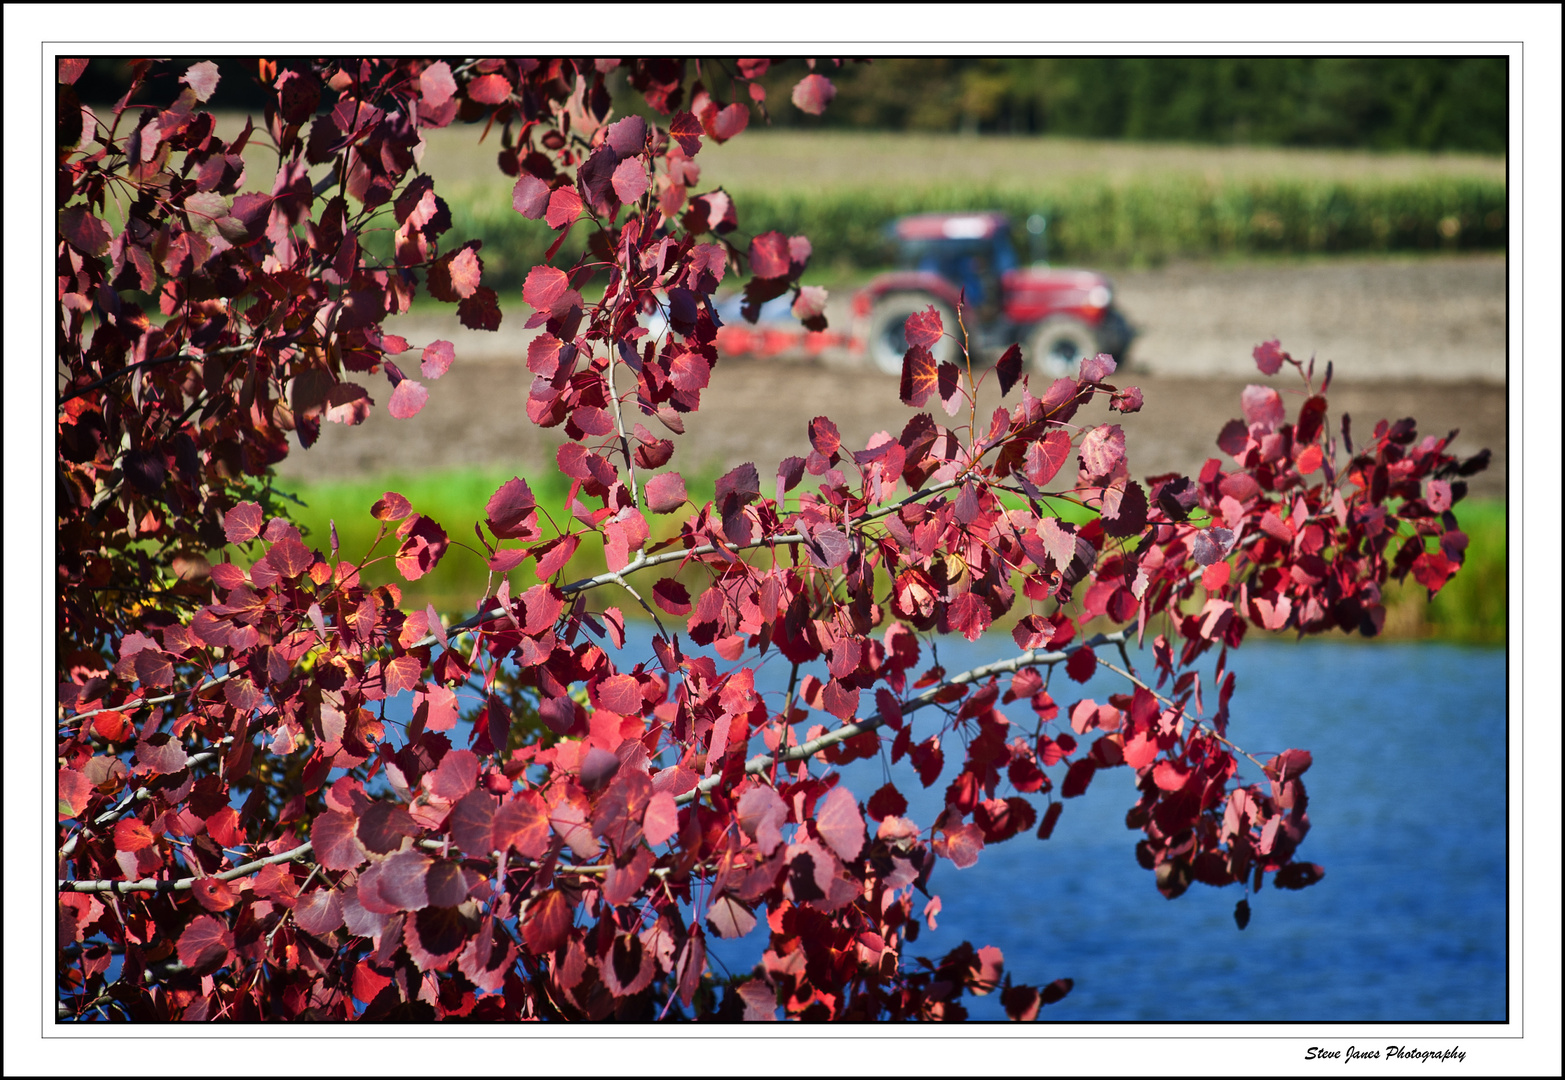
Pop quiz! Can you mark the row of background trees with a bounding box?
[71,57,1508,154]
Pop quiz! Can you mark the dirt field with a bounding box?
[275,254,1508,499]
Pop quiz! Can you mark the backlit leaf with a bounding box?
[814,784,865,862]
[900,344,938,407]
[791,73,836,115]
[904,306,943,349]
[387,379,429,419]
[177,914,233,970]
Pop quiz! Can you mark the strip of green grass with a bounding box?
[269,465,1506,645]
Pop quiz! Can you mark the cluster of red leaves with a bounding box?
[56,58,1485,1022]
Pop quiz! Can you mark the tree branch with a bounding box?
[674,629,1132,806]
[58,840,313,894]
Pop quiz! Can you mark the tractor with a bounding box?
[851,211,1135,378]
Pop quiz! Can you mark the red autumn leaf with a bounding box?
[522,889,573,953]
[1025,430,1072,487]
[1110,386,1144,413]
[512,173,550,218]
[1061,757,1097,798]
[135,733,188,775]
[294,887,344,936]
[1411,551,1458,594]
[705,894,757,939]
[791,73,837,114]
[595,673,642,715]
[395,515,448,581]
[947,592,992,642]
[644,471,687,514]
[1273,862,1326,890]
[643,790,679,847]
[493,792,551,858]
[420,339,454,379]
[937,822,984,869]
[1242,384,1286,429]
[749,231,790,279]
[114,817,156,852]
[1079,424,1126,479]
[467,72,513,105]
[814,783,866,862]
[1036,801,1064,839]
[59,206,111,258]
[793,285,828,329]
[58,768,93,818]
[177,914,234,969]
[611,157,649,204]
[545,185,583,228]
[387,378,429,419]
[652,577,691,615]
[995,343,1023,395]
[223,502,263,545]
[312,809,366,871]
[450,789,497,855]
[1253,338,1286,374]
[523,264,570,311]
[192,876,239,913]
[809,415,841,456]
[372,491,413,521]
[419,60,456,106]
[376,849,432,910]
[738,785,788,855]
[429,749,480,800]
[901,344,938,407]
[668,110,703,155]
[1079,352,1116,383]
[1066,645,1097,683]
[1191,527,1236,566]
[711,102,750,142]
[904,306,943,349]
[486,477,539,540]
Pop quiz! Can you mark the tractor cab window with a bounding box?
[898,235,1013,312]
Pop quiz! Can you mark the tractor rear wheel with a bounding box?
[866,295,957,375]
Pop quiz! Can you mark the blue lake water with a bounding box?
[699,636,1509,1022]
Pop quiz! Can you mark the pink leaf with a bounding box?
[749,231,791,279]
[545,185,583,228]
[512,174,550,219]
[791,73,837,115]
[1241,385,1285,430]
[1253,339,1286,374]
[420,340,454,379]
[611,158,649,204]
[814,784,866,862]
[644,471,687,514]
[388,379,429,419]
[223,502,263,545]
[181,61,221,102]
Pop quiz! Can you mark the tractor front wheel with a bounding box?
[866,295,957,375]
[1026,315,1098,380]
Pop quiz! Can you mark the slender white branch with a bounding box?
[58,840,314,894]
[674,629,1132,806]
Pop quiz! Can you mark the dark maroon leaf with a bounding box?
[995,343,1023,395]
[486,477,539,540]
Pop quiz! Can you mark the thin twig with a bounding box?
[673,630,1131,806]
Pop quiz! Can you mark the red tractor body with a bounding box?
[851,212,1135,377]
